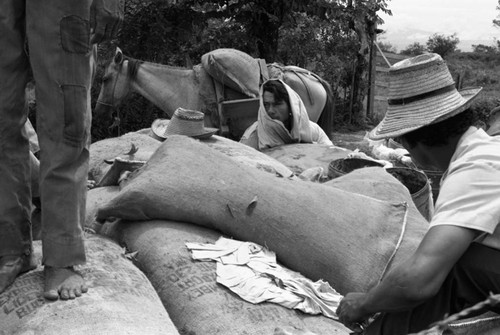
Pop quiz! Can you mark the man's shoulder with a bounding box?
[453,128,500,164]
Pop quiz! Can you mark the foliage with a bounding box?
[426,33,460,58]
[90,0,392,140]
[493,0,500,27]
[446,52,500,125]
[472,44,499,54]
[400,42,426,56]
[377,40,397,53]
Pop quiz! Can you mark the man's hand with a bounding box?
[90,0,124,44]
[337,292,369,330]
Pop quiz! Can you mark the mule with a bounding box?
[94,47,334,140]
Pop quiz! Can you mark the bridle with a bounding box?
[96,61,126,134]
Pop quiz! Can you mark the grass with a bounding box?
[447,52,500,122]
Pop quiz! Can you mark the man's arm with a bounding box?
[337,225,479,325]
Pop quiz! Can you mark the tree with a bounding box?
[493,0,500,27]
[472,44,498,54]
[426,33,459,58]
[400,42,427,56]
[92,0,393,139]
[346,0,391,126]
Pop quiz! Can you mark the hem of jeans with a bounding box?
[0,244,33,257]
[42,240,86,267]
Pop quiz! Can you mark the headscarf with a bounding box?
[256,79,314,150]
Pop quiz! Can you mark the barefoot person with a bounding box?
[0,0,123,300]
[336,53,500,334]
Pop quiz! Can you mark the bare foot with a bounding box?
[43,266,88,300]
[0,254,37,293]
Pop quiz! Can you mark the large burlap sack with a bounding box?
[85,186,120,231]
[325,167,428,271]
[89,131,161,183]
[201,48,260,98]
[103,219,350,335]
[330,169,500,334]
[205,135,294,177]
[0,235,179,335]
[262,143,352,175]
[96,135,426,294]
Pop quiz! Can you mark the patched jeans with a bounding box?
[0,0,92,267]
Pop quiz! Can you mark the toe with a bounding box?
[43,289,60,300]
[60,288,71,300]
[74,287,82,297]
[67,288,77,300]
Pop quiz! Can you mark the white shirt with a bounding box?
[430,127,500,250]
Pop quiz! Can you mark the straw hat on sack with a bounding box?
[151,108,218,140]
[369,53,482,140]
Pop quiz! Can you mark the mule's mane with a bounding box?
[123,56,143,80]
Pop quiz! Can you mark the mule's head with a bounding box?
[94,47,131,124]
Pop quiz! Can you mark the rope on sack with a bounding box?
[378,201,409,283]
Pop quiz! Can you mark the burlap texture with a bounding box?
[85,186,120,230]
[262,143,352,175]
[205,135,294,177]
[201,48,260,98]
[96,135,425,294]
[88,131,161,183]
[0,235,179,335]
[104,219,351,335]
[325,168,428,273]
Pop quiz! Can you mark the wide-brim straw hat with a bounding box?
[151,108,218,140]
[369,53,482,140]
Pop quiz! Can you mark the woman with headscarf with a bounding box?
[240,79,332,150]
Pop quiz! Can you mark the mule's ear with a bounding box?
[114,48,123,65]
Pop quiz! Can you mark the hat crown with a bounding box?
[368,53,482,140]
[165,108,205,137]
[388,53,455,100]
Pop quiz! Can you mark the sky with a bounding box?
[378,0,500,52]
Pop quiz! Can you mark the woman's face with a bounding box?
[263,91,290,123]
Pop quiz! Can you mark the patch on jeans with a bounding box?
[62,85,89,146]
[60,15,90,54]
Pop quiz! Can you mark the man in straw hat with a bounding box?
[337,53,500,334]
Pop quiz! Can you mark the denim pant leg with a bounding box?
[27,0,93,267]
[0,0,33,258]
[366,243,500,335]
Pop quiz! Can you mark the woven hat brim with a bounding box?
[151,118,170,140]
[189,128,218,139]
[369,87,482,140]
[151,119,218,140]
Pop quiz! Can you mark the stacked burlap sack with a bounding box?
[0,235,179,335]
[86,133,500,334]
[88,130,296,187]
[94,135,428,295]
